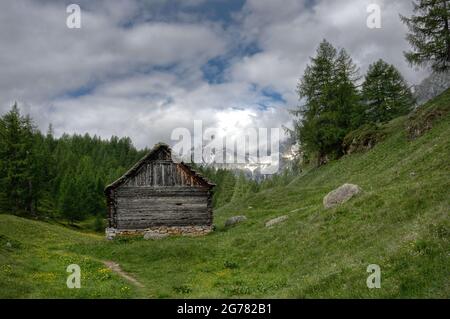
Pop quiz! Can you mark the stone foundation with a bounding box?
[105,225,213,240]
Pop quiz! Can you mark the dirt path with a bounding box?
[103,261,144,288]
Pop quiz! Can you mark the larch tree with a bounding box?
[401,0,450,72]
[362,59,415,123]
[294,40,363,166]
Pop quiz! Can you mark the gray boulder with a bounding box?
[265,215,288,227]
[143,231,169,240]
[225,216,247,227]
[323,183,362,209]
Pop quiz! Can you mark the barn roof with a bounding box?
[104,142,215,193]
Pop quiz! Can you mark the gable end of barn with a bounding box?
[104,143,215,239]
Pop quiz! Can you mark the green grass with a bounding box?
[0,215,141,298]
[1,90,449,298]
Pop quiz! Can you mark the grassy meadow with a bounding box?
[0,90,449,298]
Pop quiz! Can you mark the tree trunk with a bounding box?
[317,151,328,167]
[443,0,450,64]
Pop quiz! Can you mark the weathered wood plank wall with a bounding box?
[111,159,212,229]
[123,161,201,187]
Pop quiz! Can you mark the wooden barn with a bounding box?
[104,143,215,239]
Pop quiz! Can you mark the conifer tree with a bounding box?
[214,170,236,207]
[401,0,450,72]
[0,105,155,220]
[58,175,83,224]
[0,104,37,215]
[362,59,415,123]
[334,49,364,130]
[294,40,363,166]
[231,173,250,201]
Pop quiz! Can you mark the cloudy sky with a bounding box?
[0,0,428,149]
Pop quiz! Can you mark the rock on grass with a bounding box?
[225,216,247,227]
[323,183,362,209]
[265,216,288,227]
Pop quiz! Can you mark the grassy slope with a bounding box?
[0,214,142,298]
[1,90,449,298]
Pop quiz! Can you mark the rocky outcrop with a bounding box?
[406,106,448,140]
[343,124,385,155]
[323,184,361,209]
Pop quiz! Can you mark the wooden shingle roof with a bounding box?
[104,143,215,193]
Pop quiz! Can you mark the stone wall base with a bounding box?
[105,225,212,240]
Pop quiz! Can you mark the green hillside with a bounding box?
[1,89,449,298]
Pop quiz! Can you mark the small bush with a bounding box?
[221,281,253,296]
[224,260,239,269]
[173,284,192,294]
[427,220,450,241]
[413,239,440,257]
